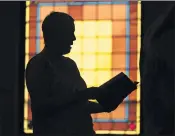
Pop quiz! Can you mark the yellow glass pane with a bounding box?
[25,6,29,22]
[25,39,29,54]
[97,54,111,69]
[96,70,111,85]
[64,54,70,57]
[74,21,83,37]
[97,37,112,53]
[25,38,29,68]
[82,38,97,53]
[40,23,43,38]
[71,38,82,53]
[81,71,97,87]
[97,21,112,36]
[25,22,29,37]
[83,21,97,37]
[40,39,44,51]
[82,54,96,69]
[40,7,53,21]
[69,54,82,68]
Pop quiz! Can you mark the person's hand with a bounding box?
[84,87,107,99]
[76,87,108,100]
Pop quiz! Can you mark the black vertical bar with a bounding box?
[0,2,21,136]
[18,2,26,136]
[140,1,174,136]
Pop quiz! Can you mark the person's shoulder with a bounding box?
[63,56,81,75]
[63,56,77,67]
[27,54,43,68]
[26,53,48,74]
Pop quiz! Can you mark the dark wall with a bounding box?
[0,2,25,136]
[141,2,172,36]
[0,1,173,136]
[140,2,174,81]
[141,2,174,136]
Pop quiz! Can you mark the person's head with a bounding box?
[42,12,76,55]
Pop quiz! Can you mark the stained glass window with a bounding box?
[25,1,141,135]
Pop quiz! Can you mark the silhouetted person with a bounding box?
[141,4,174,136]
[25,12,107,136]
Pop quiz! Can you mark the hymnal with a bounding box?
[96,72,138,112]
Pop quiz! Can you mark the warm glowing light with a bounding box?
[25,1,141,135]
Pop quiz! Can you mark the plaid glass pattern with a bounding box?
[24,1,141,135]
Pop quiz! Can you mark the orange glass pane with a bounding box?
[29,22,36,38]
[40,6,54,21]
[112,37,126,52]
[112,4,126,20]
[112,21,126,36]
[54,6,68,13]
[130,37,137,52]
[129,90,137,101]
[29,38,36,55]
[112,54,126,68]
[130,2,137,19]
[97,5,112,20]
[68,6,83,20]
[112,70,124,77]
[96,104,126,119]
[83,5,97,20]
[130,23,137,36]
[129,54,137,71]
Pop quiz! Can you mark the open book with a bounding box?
[96,72,138,112]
